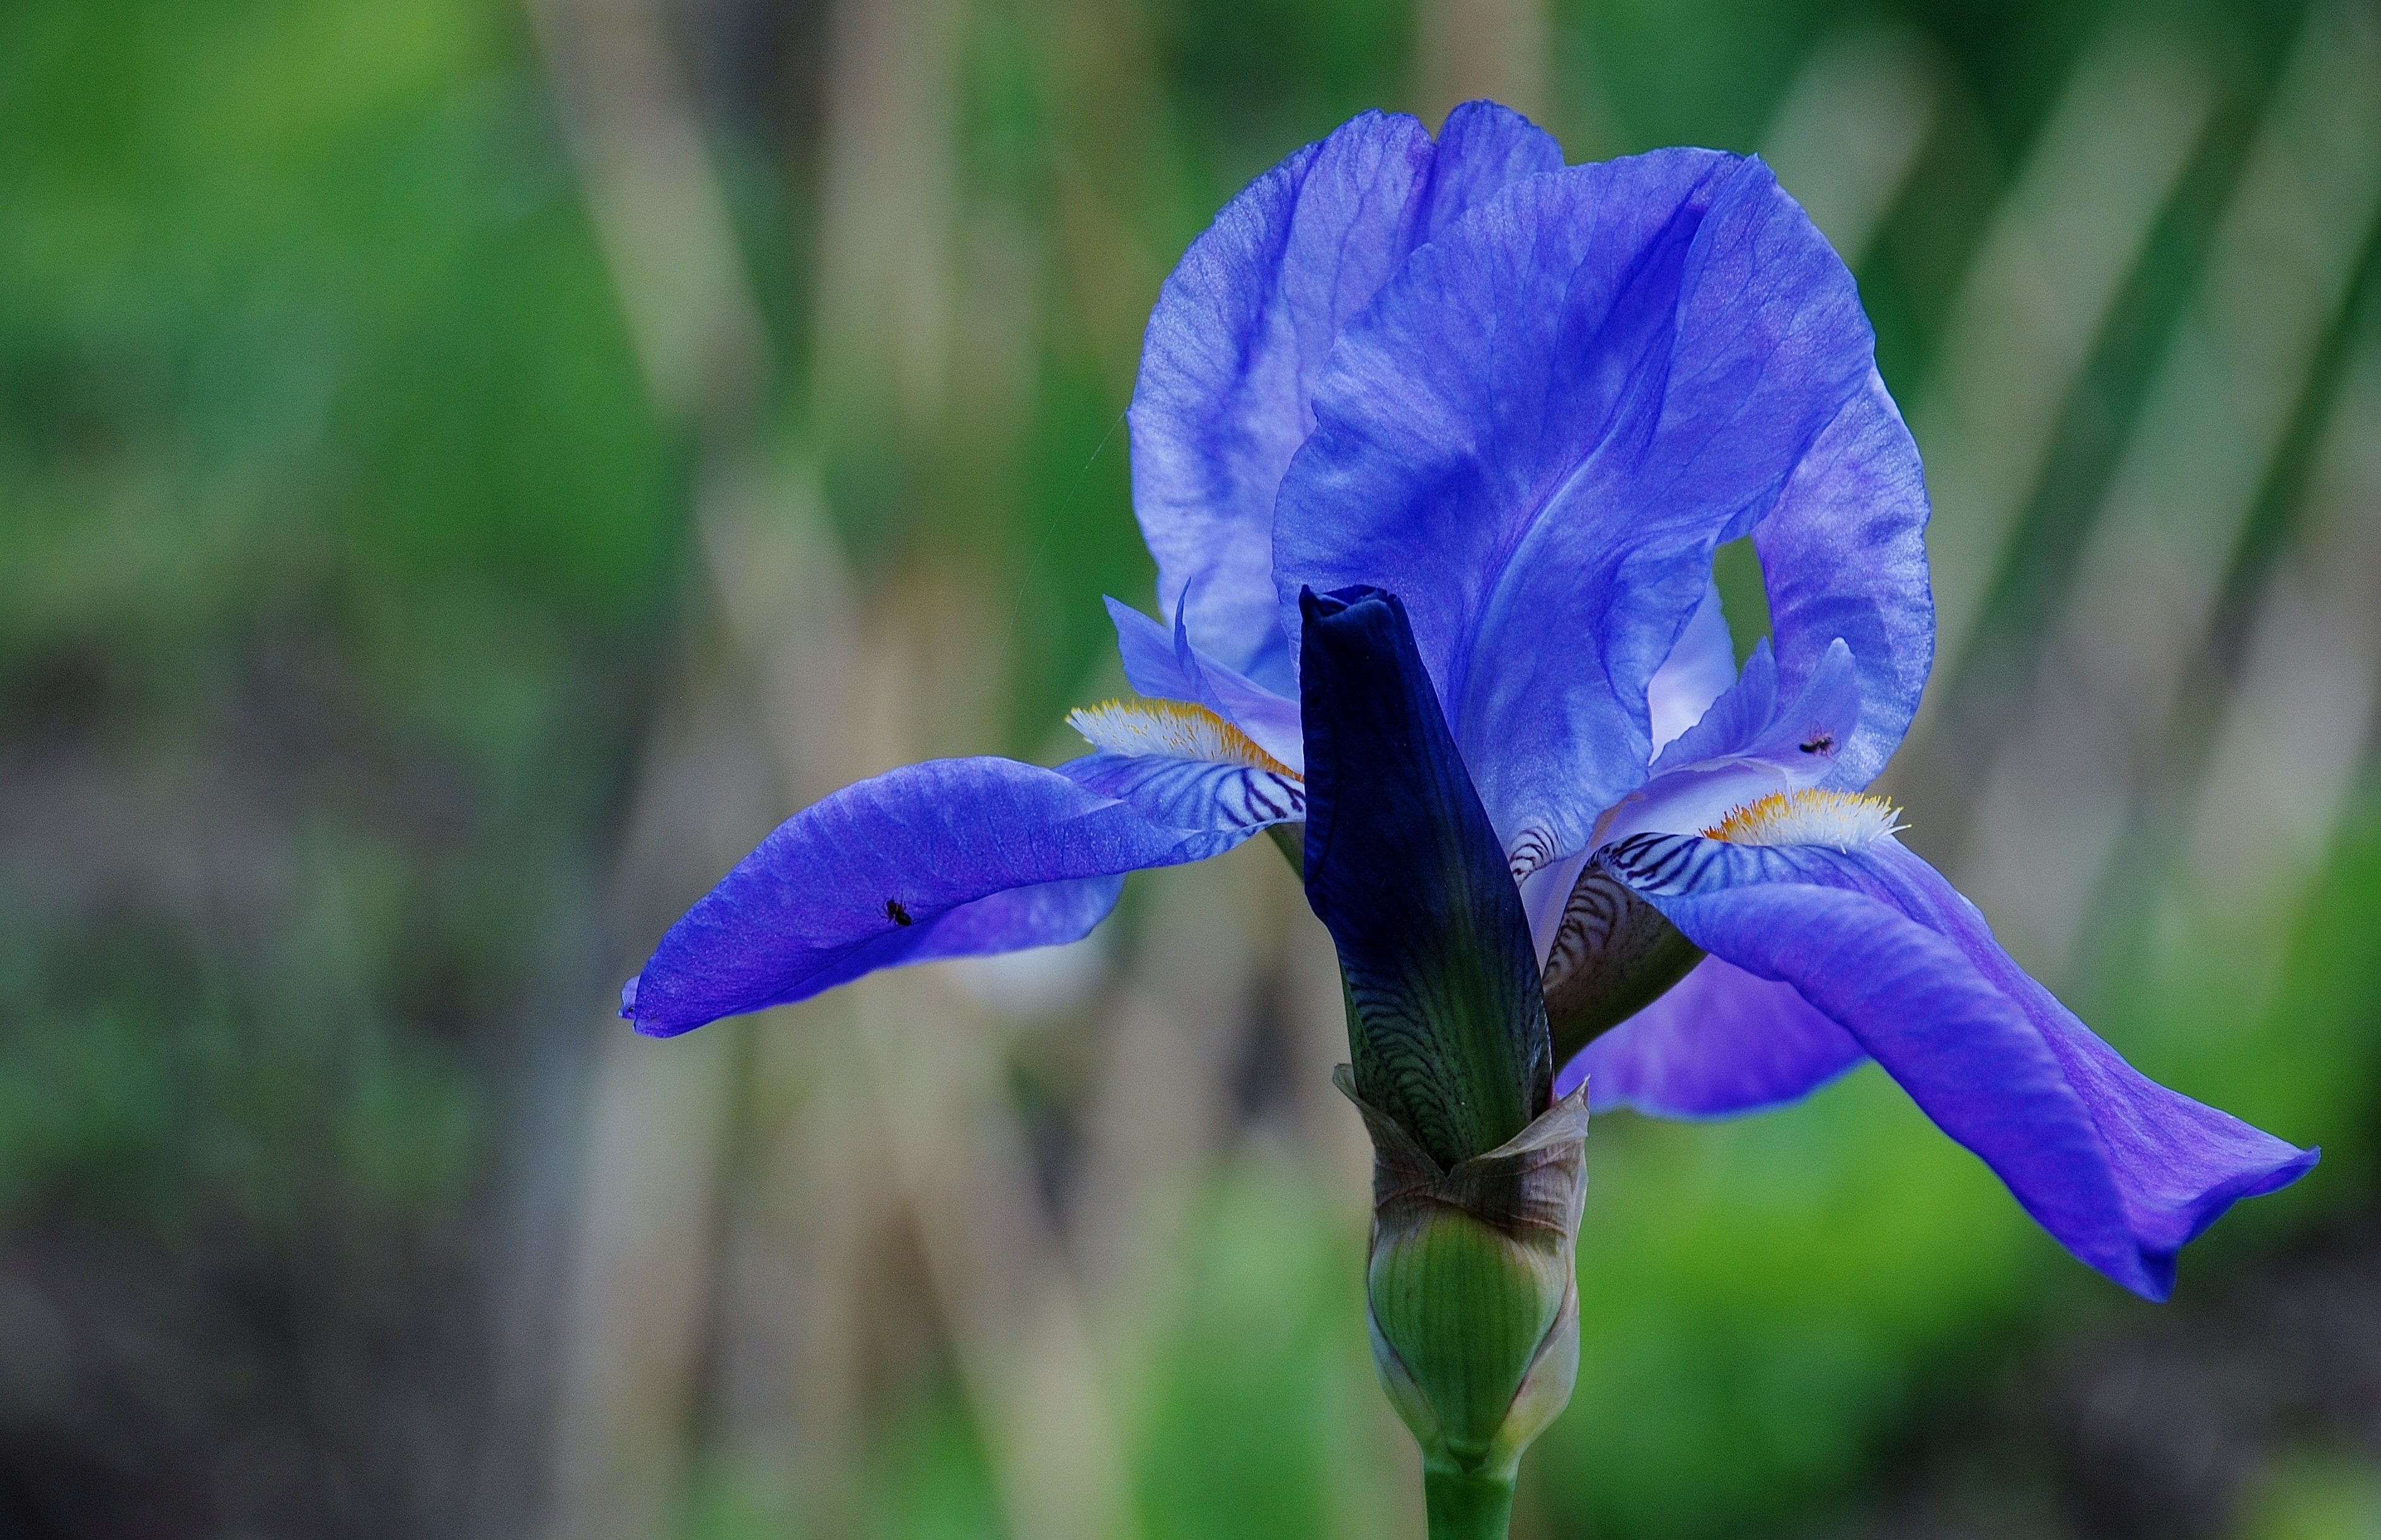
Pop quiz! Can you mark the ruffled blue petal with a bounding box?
[1276,152,1888,875]
[1753,369,1932,788]
[1600,833,2317,1299]
[1130,103,1561,689]
[1411,100,1577,237]
[1557,955,1864,1115]
[1300,585,1551,1168]
[623,758,1242,1037]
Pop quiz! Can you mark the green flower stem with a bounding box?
[1424,1461,1517,1540]
[1265,820,1305,877]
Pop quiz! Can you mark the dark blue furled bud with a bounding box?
[1298,585,1553,1168]
[1298,585,1587,1534]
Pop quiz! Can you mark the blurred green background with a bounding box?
[4,0,2379,1536]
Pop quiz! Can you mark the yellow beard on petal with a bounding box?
[1067,698,1297,776]
[1702,788,1905,850]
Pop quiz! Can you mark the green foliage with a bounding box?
[1138,1163,1356,1540]
[0,0,671,1468]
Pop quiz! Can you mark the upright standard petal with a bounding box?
[1105,593,1208,704]
[623,758,1244,1037]
[1277,152,1889,874]
[1753,370,1932,788]
[1599,829,2317,1298]
[1130,103,1562,688]
[1646,578,1736,756]
[1301,585,1552,1169]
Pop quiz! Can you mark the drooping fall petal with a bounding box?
[623,758,1247,1036]
[1600,830,2317,1298]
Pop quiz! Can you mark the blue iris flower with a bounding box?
[623,103,2314,1301]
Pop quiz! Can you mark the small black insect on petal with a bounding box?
[885,899,913,926]
[1798,733,1835,756]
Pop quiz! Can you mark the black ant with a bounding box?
[1798,733,1834,756]
[885,899,914,926]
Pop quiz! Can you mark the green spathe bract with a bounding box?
[1342,1068,1591,1536]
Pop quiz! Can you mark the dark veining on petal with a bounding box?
[1299,585,1552,1168]
[1540,864,1703,1064]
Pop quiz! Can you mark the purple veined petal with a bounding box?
[1518,848,1591,963]
[1277,152,1885,876]
[623,757,1245,1037]
[1647,577,1736,756]
[1556,955,1864,1115]
[1106,594,1205,703]
[1518,585,1739,961]
[1594,638,1862,848]
[1130,103,1562,690]
[1648,636,1782,774]
[1411,100,1581,238]
[1755,369,1933,790]
[1059,751,1306,834]
[1600,830,2317,1299]
[1860,840,2319,1261]
[1171,604,1305,772]
[1100,597,1305,772]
